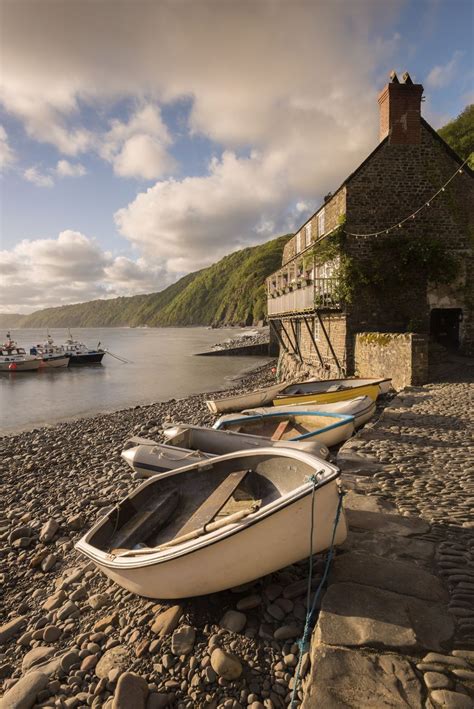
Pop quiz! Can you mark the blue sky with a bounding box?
[0,0,473,312]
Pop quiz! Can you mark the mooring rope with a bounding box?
[290,480,345,708]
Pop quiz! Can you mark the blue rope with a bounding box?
[290,482,345,708]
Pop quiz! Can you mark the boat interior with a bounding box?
[89,452,319,554]
[168,426,289,454]
[280,379,378,396]
[219,414,342,440]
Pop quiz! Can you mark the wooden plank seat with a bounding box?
[110,488,180,551]
[271,420,290,441]
[173,469,249,539]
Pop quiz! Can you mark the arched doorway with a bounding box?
[430,308,462,350]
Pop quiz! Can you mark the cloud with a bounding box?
[101,104,175,179]
[56,159,86,177]
[1,0,407,292]
[23,166,54,188]
[115,150,290,272]
[0,125,16,170]
[426,50,463,89]
[0,230,170,313]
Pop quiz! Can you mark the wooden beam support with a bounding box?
[269,319,288,354]
[315,311,343,375]
[289,318,303,362]
[302,316,325,369]
[279,319,300,359]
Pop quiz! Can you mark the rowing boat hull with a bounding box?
[215,411,355,448]
[274,378,390,406]
[76,451,346,598]
[206,382,287,414]
[215,395,376,430]
[163,424,329,459]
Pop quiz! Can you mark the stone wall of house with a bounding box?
[344,123,474,357]
[281,187,347,265]
[354,332,429,390]
[276,313,347,381]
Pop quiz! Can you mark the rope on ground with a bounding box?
[290,480,345,708]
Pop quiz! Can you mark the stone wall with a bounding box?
[344,123,474,356]
[354,332,428,390]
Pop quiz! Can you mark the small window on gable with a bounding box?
[318,209,325,236]
[296,232,301,253]
[305,223,312,247]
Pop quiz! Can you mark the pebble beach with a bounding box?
[1,357,474,709]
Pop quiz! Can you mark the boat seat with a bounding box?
[110,488,180,551]
[271,420,290,441]
[173,469,249,539]
[326,384,346,392]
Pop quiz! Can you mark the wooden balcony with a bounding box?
[267,278,341,316]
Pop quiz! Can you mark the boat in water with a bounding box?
[215,395,376,430]
[76,447,346,598]
[273,377,391,407]
[30,334,70,368]
[0,333,42,372]
[63,331,105,365]
[122,423,330,477]
[214,410,355,448]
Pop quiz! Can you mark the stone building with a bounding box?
[266,72,474,388]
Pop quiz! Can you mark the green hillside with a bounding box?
[438,104,474,168]
[3,235,289,329]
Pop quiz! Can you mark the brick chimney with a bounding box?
[378,71,423,145]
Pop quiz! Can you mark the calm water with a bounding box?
[0,327,271,433]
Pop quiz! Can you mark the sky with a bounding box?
[0,0,473,313]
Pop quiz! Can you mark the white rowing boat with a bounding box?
[214,410,355,449]
[205,382,287,414]
[76,448,346,598]
[122,424,329,478]
[214,395,376,430]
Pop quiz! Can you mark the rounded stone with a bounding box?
[219,610,247,633]
[210,648,242,680]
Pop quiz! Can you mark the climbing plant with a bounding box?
[306,213,461,307]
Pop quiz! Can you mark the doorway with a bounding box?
[430,308,462,350]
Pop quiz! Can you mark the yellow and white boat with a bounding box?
[273,377,391,407]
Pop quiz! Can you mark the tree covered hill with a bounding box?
[438,104,474,169]
[1,235,289,329]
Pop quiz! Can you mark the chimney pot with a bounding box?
[378,71,423,145]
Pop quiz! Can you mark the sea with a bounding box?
[0,327,271,434]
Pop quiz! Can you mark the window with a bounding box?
[305,223,312,247]
[318,209,325,236]
[295,232,301,253]
[313,318,320,341]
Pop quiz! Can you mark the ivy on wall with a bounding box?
[307,212,461,307]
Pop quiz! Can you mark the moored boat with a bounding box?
[76,447,346,598]
[30,335,70,368]
[122,424,330,478]
[0,333,42,372]
[215,410,355,448]
[215,395,376,430]
[273,377,391,407]
[205,382,288,414]
[63,330,105,365]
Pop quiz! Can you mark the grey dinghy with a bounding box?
[122,425,329,478]
[76,448,346,599]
